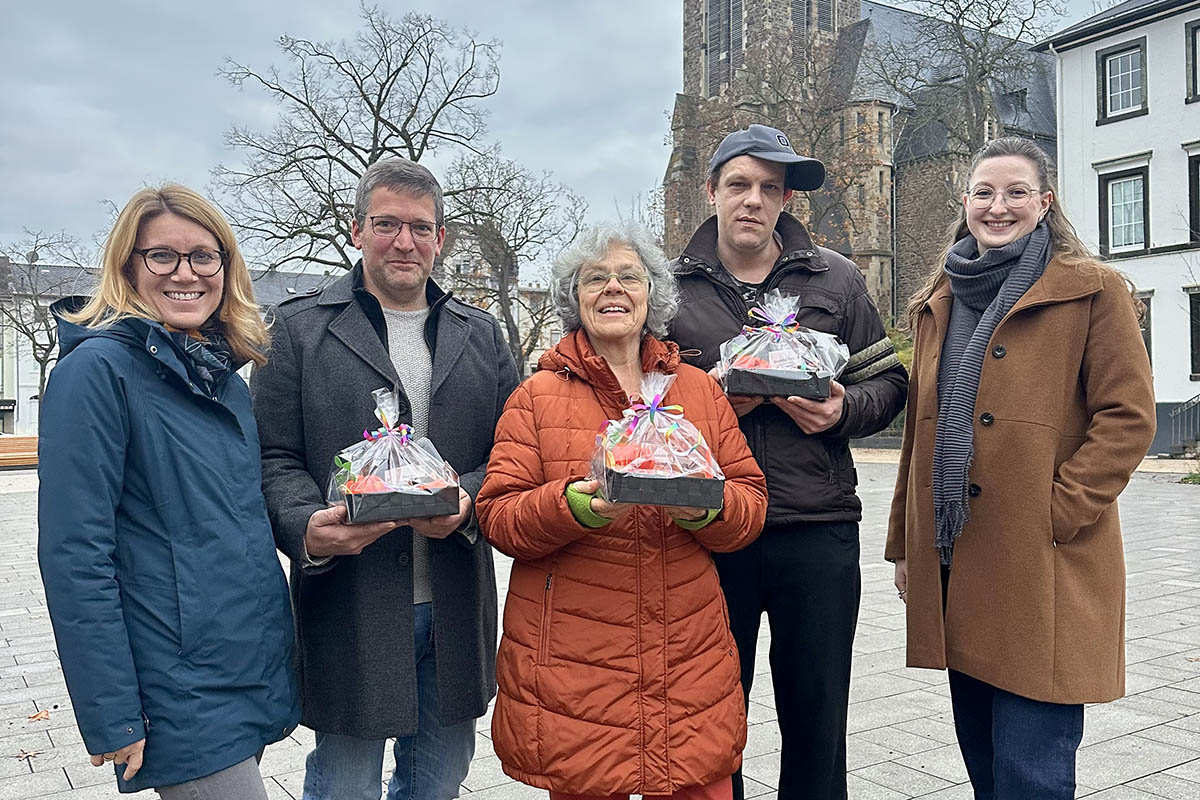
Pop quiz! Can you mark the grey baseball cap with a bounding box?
[708,124,826,191]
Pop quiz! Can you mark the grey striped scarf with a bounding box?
[933,222,1050,566]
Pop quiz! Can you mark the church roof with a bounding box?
[846,0,1056,160]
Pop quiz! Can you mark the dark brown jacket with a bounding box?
[885,260,1155,703]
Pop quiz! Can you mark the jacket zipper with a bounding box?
[538,573,554,665]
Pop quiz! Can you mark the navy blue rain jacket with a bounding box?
[37,303,300,792]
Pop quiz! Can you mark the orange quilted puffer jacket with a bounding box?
[477,329,768,797]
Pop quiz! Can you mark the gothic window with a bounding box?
[817,0,835,32]
[705,0,744,95]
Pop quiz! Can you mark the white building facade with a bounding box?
[1038,0,1200,453]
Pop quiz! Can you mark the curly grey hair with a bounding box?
[354,158,444,227]
[550,222,679,340]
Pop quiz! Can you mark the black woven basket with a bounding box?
[344,485,460,523]
[604,468,725,509]
[722,368,830,399]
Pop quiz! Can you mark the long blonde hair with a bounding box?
[903,137,1123,331]
[67,184,269,366]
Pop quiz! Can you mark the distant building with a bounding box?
[437,232,562,376]
[664,0,1057,319]
[1035,0,1200,454]
[0,258,333,435]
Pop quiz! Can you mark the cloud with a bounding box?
[1,0,682,256]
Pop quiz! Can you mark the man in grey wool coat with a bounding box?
[251,157,519,800]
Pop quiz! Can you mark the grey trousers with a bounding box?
[155,757,268,800]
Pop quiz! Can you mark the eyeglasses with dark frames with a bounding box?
[133,247,227,277]
[367,216,439,242]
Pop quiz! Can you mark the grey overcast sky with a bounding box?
[0,0,1097,258]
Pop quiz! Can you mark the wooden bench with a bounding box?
[0,436,38,468]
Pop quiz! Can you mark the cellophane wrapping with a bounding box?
[717,289,850,398]
[327,388,460,523]
[587,372,725,509]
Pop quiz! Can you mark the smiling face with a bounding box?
[129,212,225,332]
[350,186,446,309]
[708,155,793,257]
[577,243,650,349]
[964,155,1052,254]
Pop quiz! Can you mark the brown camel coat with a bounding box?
[885,259,1155,704]
[477,329,767,796]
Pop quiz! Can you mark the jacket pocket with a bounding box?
[538,572,555,665]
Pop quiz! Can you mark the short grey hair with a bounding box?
[550,222,679,340]
[353,158,444,227]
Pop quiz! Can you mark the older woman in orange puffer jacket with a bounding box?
[477,222,768,800]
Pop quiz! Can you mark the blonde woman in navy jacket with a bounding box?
[38,185,300,797]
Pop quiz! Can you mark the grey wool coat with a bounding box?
[251,264,519,738]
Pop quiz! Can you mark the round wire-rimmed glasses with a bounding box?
[966,185,1041,209]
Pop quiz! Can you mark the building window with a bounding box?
[1136,291,1153,368]
[1191,290,1200,378]
[1190,154,1199,242]
[705,0,743,96]
[857,112,867,143]
[838,115,845,142]
[1099,167,1149,254]
[791,0,809,74]
[817,0,835,32]
[1095,38,1148,124]
[877,111,886,144]
[1188,19,1200,103]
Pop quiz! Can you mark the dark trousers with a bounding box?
[948,670,1084,800]
[713,521,861,800]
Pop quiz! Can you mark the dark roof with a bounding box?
[851,0,1056,161]
[1035,0,1196,51]
[0,262,335,307]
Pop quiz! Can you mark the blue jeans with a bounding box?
[302,603,476,800]
[948,670,1084,800]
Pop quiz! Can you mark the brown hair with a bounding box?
[903,137,1138,330]
[66,184,270,366]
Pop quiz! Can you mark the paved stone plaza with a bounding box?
[1,461,1198,799]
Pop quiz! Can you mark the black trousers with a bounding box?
[713,521,861,800]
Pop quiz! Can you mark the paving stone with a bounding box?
[852,760,953,795]
[1129,772,1200,799]
[1078,735,1198,789]
[1133,724,1200,752]
[1166,757,1200,782]
[855,726,945,757]
[895,743,969,784]
[1081,787,1164,799]
[741,776,775,798]
[461,755,510,792]
[844,772,909,798]
[0,769,71,799]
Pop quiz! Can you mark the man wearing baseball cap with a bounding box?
[668,124,908,800]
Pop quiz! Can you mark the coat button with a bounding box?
[148,345,157,355]
[968,484,982,497]
[398,553,410,566]
[992,345,1006,358]
[980,413,994,426]
[126,726,134,734]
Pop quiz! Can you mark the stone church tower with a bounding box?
[664,0,896,315]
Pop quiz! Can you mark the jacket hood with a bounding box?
[52,297,148,359]
[538,329,679,393]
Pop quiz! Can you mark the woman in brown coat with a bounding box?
[476,222,768,800]
[886,137,1156,799]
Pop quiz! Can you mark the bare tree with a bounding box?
[864,0,1061,157]
[0,231,96,398]
[442,147,586,375]
[213,5,501,272]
